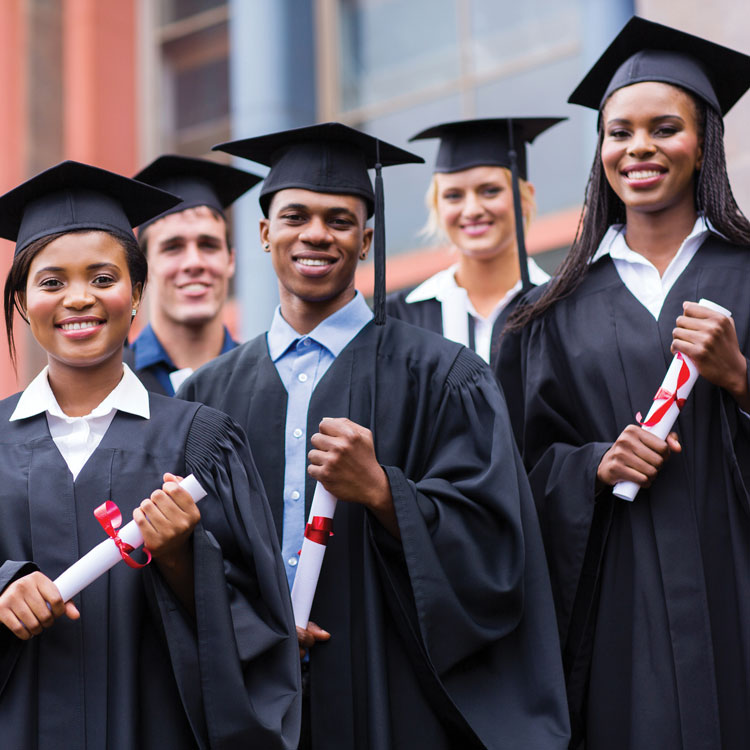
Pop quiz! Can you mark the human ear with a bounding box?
[359,227,373,260]
[130,282,143,313]
[16,291,28,322]
[259,219,271,252]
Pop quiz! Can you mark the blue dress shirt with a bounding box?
[131,322,237,396]
[267,292,373,588]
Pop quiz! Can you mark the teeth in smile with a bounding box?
[627,170,662,179]
[61,321,99,331]
[297,258,331,266]
[182,283,207,291]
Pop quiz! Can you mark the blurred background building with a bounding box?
[0,0,748,395]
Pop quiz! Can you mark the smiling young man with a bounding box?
[129,155,260,395]
[178,123,569,750]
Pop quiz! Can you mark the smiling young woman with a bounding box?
[505,17,750,750]
[0,161,299,748]
[386,117,563,368]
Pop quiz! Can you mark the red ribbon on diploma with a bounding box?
[93,501,152,569]
[304,516,334,546]
[637,352,691,428]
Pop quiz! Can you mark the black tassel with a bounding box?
[507,118,531,293]
[374,140,386,325]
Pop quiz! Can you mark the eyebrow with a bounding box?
[277,202,357,217]
[158,233,222,245]
[606,114,685,125]
[32,262,119,277]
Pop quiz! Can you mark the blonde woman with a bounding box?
[386,117,562,367]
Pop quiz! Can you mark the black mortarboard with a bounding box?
[411,117,564,292]
[213,122,424,324]
[213,122,423,218]
[0,160,181,256]
[133,154,262,230]
[569,16,750,116]
[410,117,565,179]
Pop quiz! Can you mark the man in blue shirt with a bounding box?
[179,123,569,750]
[129,155,260,394]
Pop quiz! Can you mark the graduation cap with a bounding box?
[213,122,424,324]
[0,160,181,257]
[410,117,565,292]
[133,154,262,231]
[569,16,750,116]
[410,117,565,179]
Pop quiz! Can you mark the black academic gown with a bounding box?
[519,235,750,750]
[385,286,522,369]
[179,317,570,750]
[0,394,300,749]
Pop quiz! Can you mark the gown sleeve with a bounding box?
[371,348,570,749]
[0,561,39,696]
[143,405,301,750]
[520,315,612,647]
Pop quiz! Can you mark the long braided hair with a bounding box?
[507,91,750,330]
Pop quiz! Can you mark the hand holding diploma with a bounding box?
[292,417,397,640]
[607,299,731,501]
[672,300,750,410]
[53,473,206,605]
[0,571,80,641]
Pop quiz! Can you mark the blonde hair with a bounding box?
[421,167,537,242]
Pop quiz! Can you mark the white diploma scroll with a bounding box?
[613,298,732,501]
[53,474,207,602]
[290,483,337,629]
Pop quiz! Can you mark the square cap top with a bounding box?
[410,117,565,179]
[213,122,424,217]
[133,154,262,230]
[0,161,181,256]
[568,16,750,116]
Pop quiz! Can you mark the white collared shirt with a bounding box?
[10,364,150,480]
[592,216,715,320]
[405,259,550,363]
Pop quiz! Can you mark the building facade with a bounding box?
[1,0,748,395]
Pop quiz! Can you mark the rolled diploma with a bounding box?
[613,298,731,501]
[53,474,207,603]
[290,483,337,629]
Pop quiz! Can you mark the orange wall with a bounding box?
[63,0,138,173]
[0,0,140,398]
[0,1,28,397]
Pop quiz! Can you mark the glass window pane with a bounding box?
[339,0,460,112]
[469,0,580,76]
[163,0,225,24]
[174,56,229,129]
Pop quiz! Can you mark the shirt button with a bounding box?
[288,557,298,567]
[298,373,308,383]
[301,339,310,346]
[291,490,301,500]
[293,428,303,438]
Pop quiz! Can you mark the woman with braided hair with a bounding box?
[505,17,750,750]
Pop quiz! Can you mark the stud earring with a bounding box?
[131,308,137,318]
[263,242,270,250]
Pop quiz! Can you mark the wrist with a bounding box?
[364,466,392,513]
[726,356,750,404]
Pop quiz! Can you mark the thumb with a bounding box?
[64,601,80,620]
[666,432,682,453]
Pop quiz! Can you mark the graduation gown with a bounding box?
[385,285,521,370]
[0,394,300,749]
[179,317,570,750]
[519,235,750,750]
